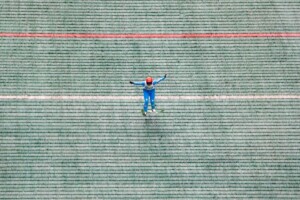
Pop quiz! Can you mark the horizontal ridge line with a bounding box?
[1,32,300,39]
[0,95,299,101]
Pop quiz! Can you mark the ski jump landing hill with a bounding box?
[0,1,299,199]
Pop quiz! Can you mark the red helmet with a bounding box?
[146,77,153,85]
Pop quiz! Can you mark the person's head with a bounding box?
[145,77,153,85]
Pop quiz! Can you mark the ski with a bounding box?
[141,109,164,116]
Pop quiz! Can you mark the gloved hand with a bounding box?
[164,74,167,78]
[129,81,134,84]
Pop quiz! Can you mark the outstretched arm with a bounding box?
[153,74,167,85]
[129,81,145,86]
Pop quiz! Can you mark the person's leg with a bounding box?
[143,90,150,112]
[149,89,156,110]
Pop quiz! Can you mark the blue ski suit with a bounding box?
[132,76,166,112]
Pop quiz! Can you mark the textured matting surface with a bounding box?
[0,1,299,199]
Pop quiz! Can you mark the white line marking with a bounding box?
[0,95,299,101]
